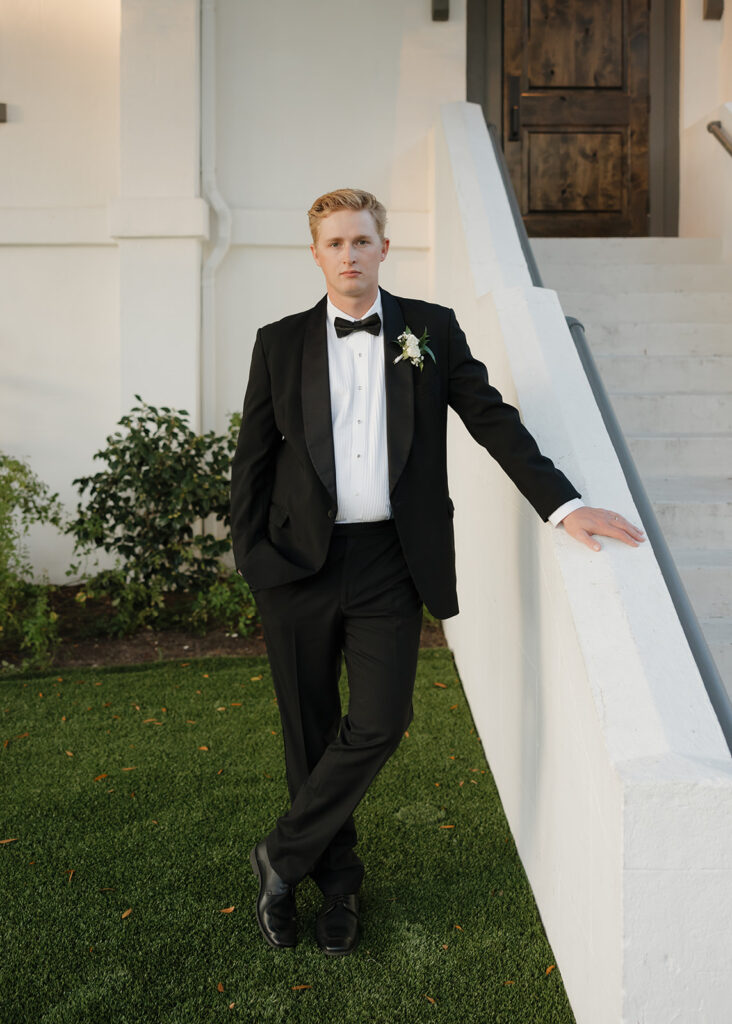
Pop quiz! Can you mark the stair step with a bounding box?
[543,263,732,293]
[532,236,723,264]
[594,354,732,394]
[671,549,732,618]
[560,290,732,323]
[609,393,732,434]
[646,477,732,547]
[628,435,732,478]
[584,322,732,356]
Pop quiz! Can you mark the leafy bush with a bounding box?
[65,396,256,636]
[0,453,65,671]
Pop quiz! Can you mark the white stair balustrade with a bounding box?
[533,236,732,704]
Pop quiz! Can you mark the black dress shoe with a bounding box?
[249,839,297,948]
[315,893,360,956]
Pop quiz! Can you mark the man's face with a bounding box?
[310,209,389,308]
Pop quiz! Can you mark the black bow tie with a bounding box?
[334,313,381,338]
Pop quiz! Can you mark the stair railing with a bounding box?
[484,119,732,755]
[708,120,732,158]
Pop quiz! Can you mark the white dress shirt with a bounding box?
[325,289,583,527]
[326,291,391,523]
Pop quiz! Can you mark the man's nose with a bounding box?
[343,245,357,262]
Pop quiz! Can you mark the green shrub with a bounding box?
[66,396,257,636]
[0,453,65,671]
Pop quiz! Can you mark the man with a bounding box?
[230,188,644,957]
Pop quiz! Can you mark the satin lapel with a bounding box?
[381,288,414,495]
[301,296,337,503]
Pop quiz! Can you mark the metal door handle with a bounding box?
[508,75,521,141]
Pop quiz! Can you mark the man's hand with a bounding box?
[561,506,646,552]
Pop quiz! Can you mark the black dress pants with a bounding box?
[252,518,423,895]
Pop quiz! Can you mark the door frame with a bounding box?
[466,0,680,236]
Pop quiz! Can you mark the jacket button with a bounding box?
[327,509,334,519]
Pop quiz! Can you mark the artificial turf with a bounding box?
[1,650,576,1023]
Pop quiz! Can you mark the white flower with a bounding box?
[392,326,436,370]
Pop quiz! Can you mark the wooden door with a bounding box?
[503,0,650,236]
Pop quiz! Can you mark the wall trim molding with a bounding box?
[0,206,431,249]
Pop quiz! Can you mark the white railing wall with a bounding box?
[433,102,732,1024]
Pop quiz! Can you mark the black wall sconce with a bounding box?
[703,0,723,18]
[432,0,449,20]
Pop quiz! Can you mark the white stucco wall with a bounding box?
[1,0,467,581]
[678,0,732,248]
[0,0,121,579]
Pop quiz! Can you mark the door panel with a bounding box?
[503,0,650,236]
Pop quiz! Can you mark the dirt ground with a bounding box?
[49,617,447,669]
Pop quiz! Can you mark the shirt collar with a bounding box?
[326,288,383,332]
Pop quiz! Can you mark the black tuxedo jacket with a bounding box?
[229,288,580,620]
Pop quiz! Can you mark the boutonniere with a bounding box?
[391,326,436,372]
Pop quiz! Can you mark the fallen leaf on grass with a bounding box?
[65,750,74,757]
[250,675,263,681]
[229,1003,235,1010]
[449,704,458,710]
[67,869,74,884]
[454,924,463,931]
[424,995,436,1004]
[291,985,311,991]
[220,906,235,913]
[439,825,454,829]
[121,908,132,919]
[121,766,136,772]
[217,982,224,992]
[199,746,209,751]
[441,944,448,950]
[0,838,19,845]
[505,980,515,985]
[433,682,447,688]
[546,964,555,975]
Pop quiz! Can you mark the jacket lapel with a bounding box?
[380,288,414,495]
[301,296,337,503]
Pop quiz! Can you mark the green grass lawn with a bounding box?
[1,650,576,1024]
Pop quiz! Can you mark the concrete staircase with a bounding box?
[532,236,732,704]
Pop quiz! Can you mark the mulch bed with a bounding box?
[4,580,447,670]
[49,618,446,669]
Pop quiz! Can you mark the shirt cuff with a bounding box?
[548,497,585,527]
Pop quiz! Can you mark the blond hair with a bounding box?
[307,188,387,243]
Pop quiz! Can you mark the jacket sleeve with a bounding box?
[445,308,581,520]
[230,329,281,570]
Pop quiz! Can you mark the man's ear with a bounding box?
[380,237,390,261]
[310,242,321,267]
